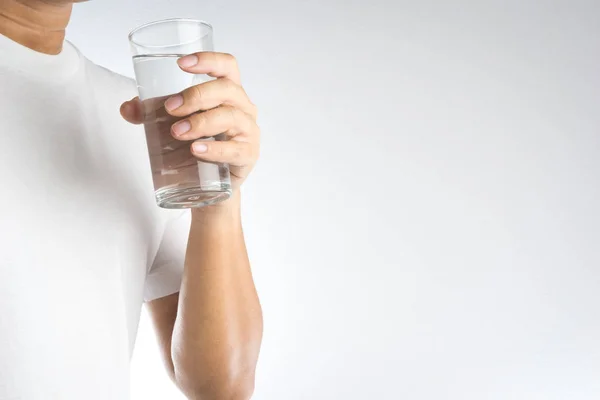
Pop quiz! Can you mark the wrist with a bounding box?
[190,190,241,222]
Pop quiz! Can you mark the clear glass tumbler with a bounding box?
[129,18,232,209]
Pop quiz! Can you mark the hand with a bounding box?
[120,52,260,193]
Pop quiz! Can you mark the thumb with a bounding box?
[120,97,144,125]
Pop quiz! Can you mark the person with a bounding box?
[0,1,263,399]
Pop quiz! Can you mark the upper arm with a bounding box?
[146,292,180,383]
[144,210,191,302]
[142,210,190,384]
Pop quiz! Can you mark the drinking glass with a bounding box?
[129,18,232,209]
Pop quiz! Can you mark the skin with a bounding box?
[1,1,263,399]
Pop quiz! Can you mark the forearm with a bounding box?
[172,193,263,400]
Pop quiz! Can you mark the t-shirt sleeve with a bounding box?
[144,210,191,302]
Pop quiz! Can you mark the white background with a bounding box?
[68,1,600,399]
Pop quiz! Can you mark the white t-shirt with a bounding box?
[0,35,190,399]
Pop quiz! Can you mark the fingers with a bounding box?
[177,52,241,84]
[120,97,144,125]
[171,105,259,141]
[164,78,257,118]
[191,139,258,167]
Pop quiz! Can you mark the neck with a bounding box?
[0,0,72,55]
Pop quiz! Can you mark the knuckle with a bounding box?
[196,51,210,61]
[221,77,237,92]
[244,118,257,136]
[191,112,207,131]
[222,105,238,125]
[208,51,219,63]
[188,84,204,106]
[224,52,237,65]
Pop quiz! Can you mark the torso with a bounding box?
[0,39,169,399]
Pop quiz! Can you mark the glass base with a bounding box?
[155,184,232,209]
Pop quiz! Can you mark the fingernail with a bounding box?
[193,143,208,153]
[178,54,199,68]
[165,95,184,111]
[172,120,191,136]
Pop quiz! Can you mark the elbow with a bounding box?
[174,361,256,400]
[181,375,255,400]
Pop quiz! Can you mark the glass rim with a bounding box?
[128,18,213,47]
